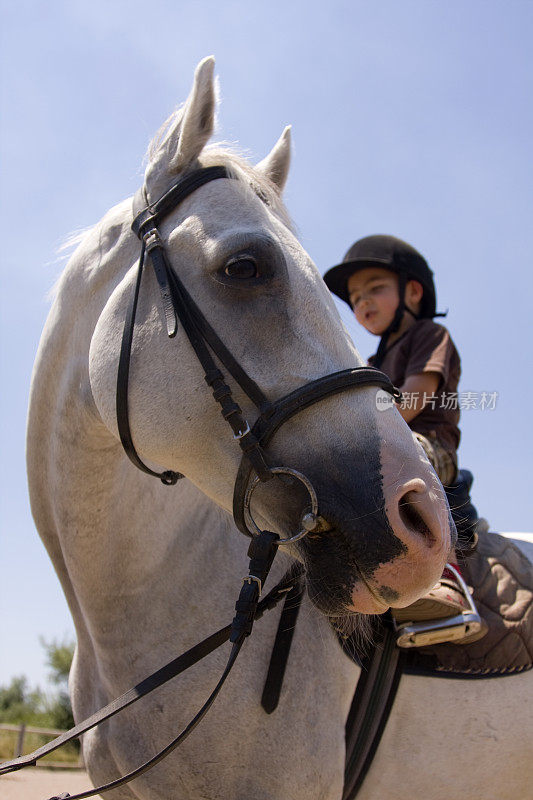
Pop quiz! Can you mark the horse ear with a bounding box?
[256,126,291,192]
[166,57,216,173]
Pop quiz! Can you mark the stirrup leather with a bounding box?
[394,564,485,648]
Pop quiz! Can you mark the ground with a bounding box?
[0,767,96,799]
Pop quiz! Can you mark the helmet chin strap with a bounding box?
[373,274,418,369]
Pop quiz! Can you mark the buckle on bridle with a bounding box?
[244,574,262,596]
[233,422,251,440]
[143,229,163,252]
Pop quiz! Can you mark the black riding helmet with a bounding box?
[323,235,441,367]
[323,234,436,317]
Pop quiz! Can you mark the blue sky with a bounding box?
[1,0,532,688]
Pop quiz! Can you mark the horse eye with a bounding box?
[224,257,258,279]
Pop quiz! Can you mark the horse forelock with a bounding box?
[146,107,293,229]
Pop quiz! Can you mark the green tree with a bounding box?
[0,638,76,730]
[40,637,76,730]
[0,676,45,724]
[41,638,75,685]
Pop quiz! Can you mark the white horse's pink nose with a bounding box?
[351,478,451,613]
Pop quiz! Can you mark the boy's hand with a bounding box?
[397,372,440,423]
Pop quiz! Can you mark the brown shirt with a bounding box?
[369,319,461,462]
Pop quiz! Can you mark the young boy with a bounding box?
[324,234,486,642]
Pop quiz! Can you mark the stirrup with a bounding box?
[393,564,486,648]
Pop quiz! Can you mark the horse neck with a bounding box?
[27,202,241,633]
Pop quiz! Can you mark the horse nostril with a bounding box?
[398,491,433,541]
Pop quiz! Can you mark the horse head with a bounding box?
[88,57,454,620]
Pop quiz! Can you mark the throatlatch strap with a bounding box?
[115,240,182,485]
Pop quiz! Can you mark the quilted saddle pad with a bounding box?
[406,531,533,677]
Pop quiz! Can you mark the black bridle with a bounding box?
[0,165,401,798]
[118,164,400,540]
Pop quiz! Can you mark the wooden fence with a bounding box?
[0,723,84,769]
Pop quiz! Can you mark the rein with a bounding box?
[1,165,401,798]
[0,539,304,799]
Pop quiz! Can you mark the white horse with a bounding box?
[26,58,532,800]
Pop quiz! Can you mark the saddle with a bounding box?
[406,529,533,676]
